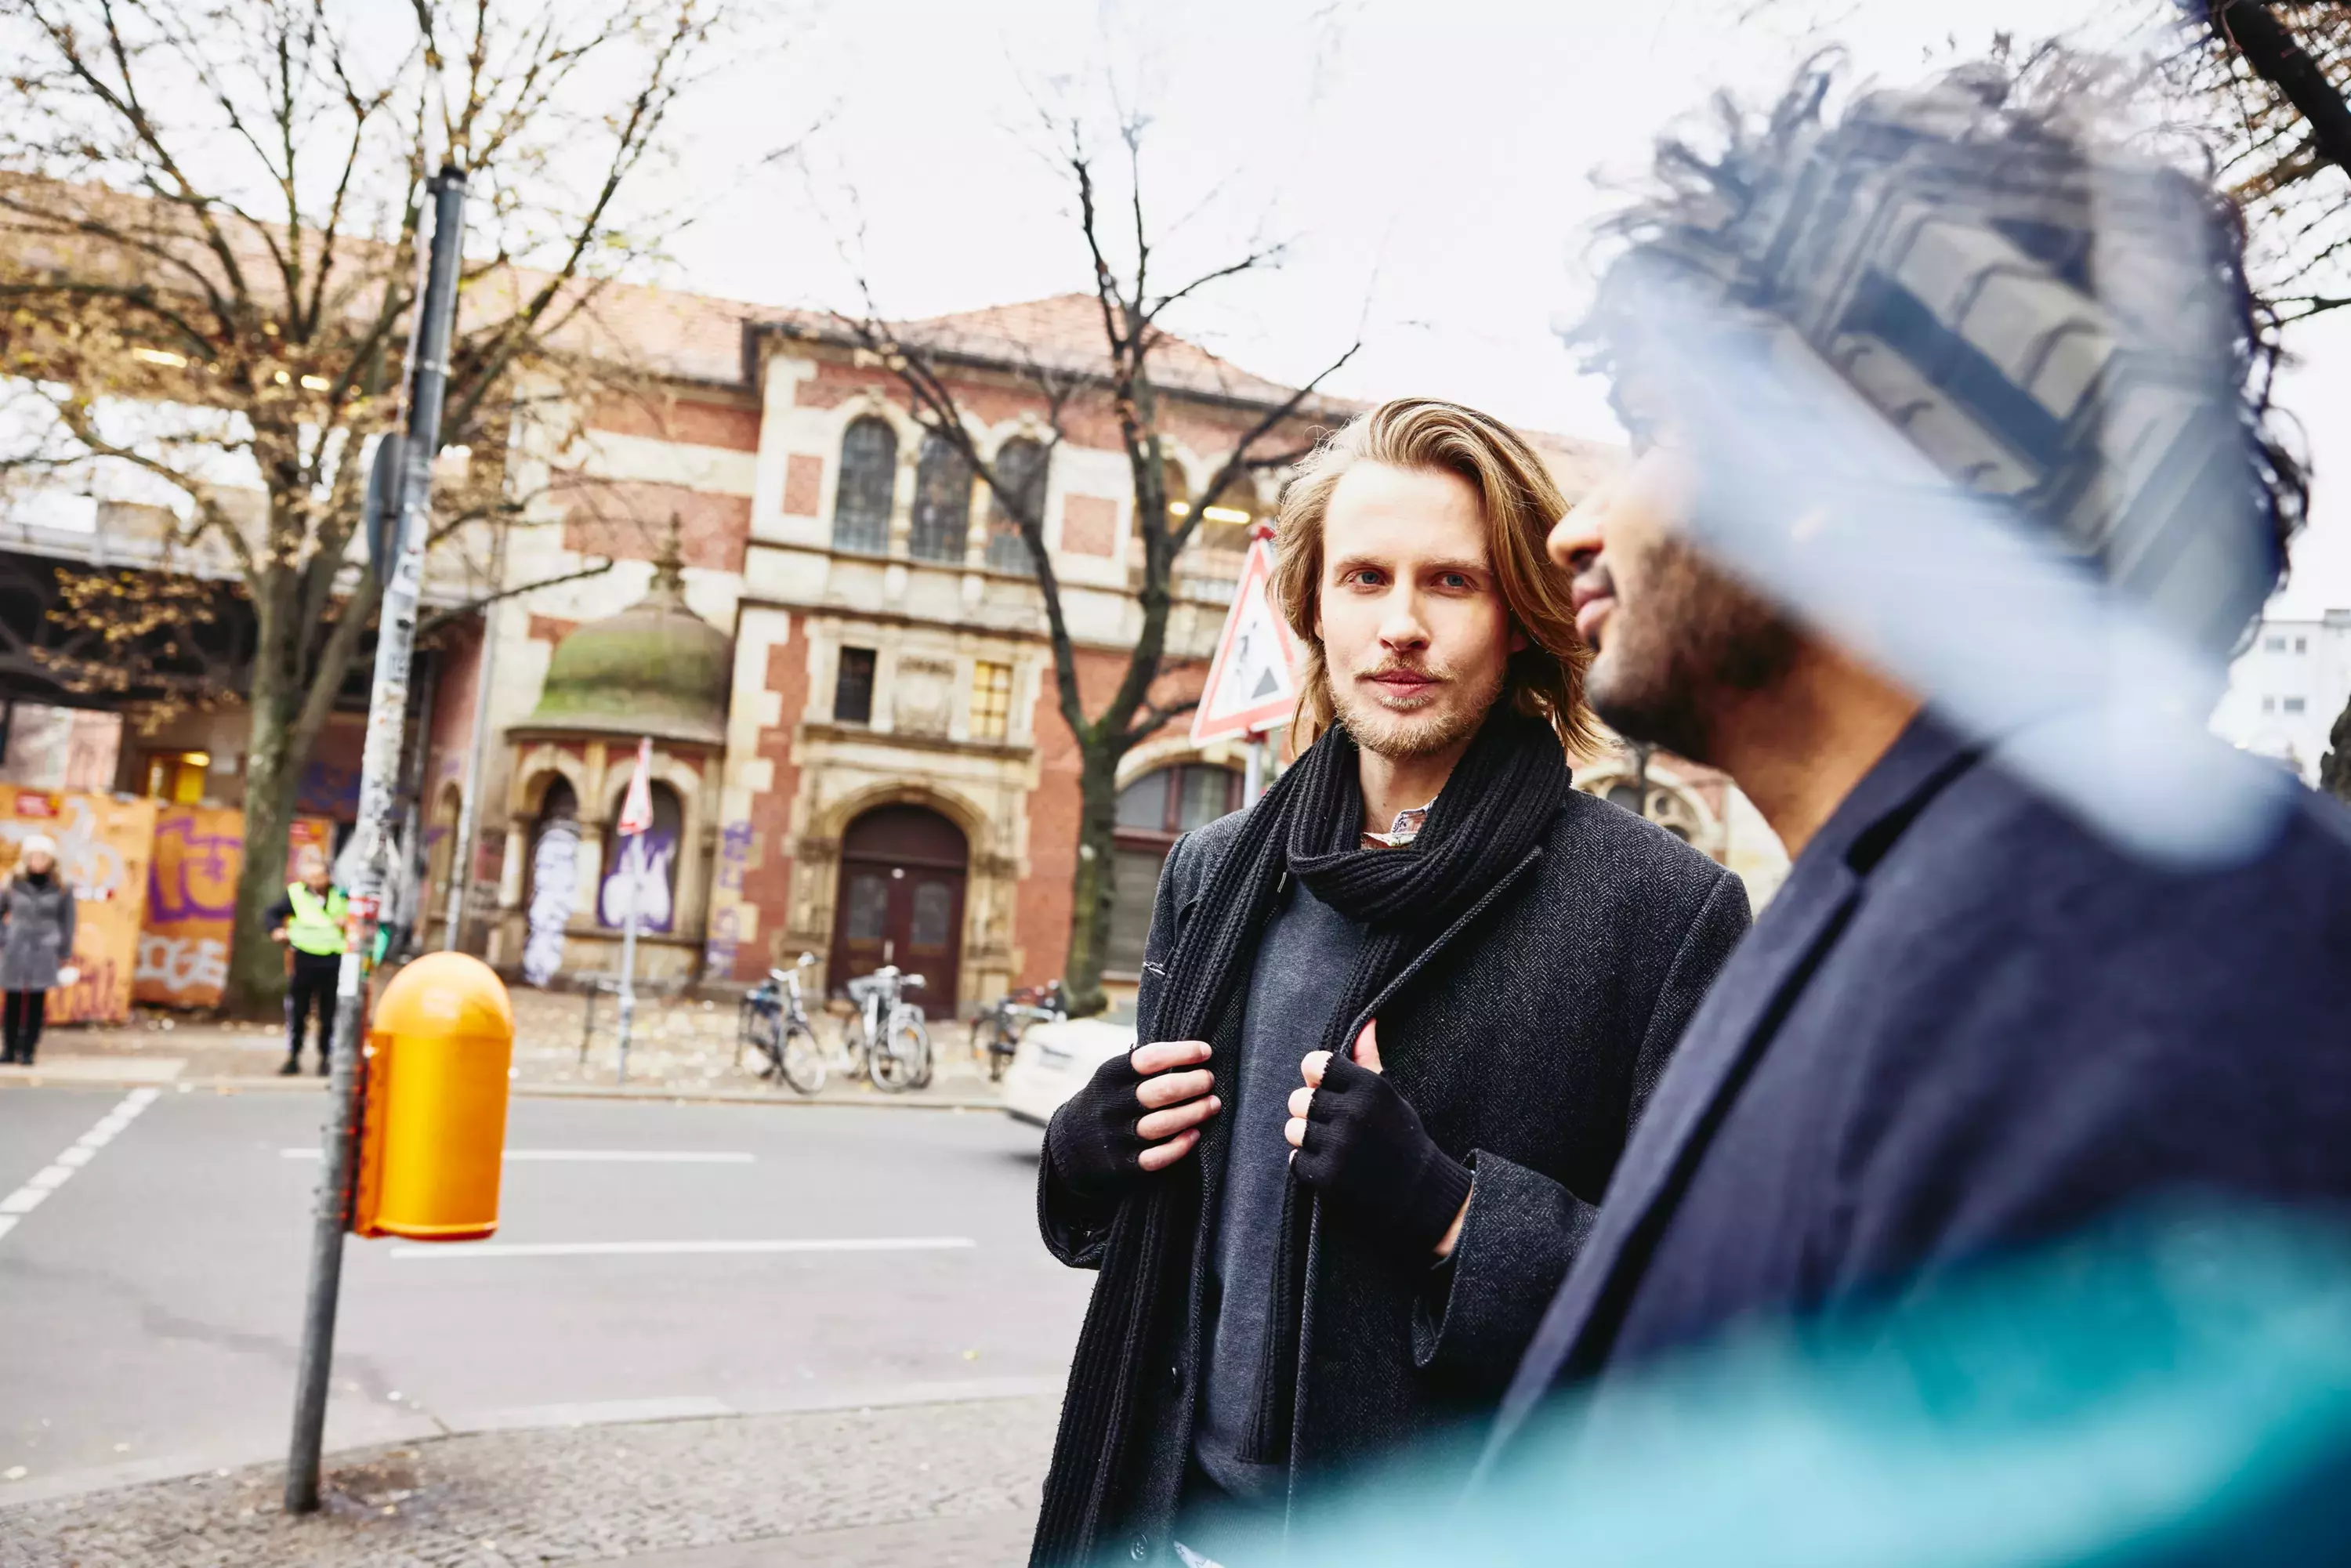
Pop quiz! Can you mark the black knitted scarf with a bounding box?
[1030,704,1570,1566]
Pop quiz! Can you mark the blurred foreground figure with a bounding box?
[1494,54,2351,1478]
[1277,1211,2351,1566]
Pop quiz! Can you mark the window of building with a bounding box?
[835,647,877,726]
[985,438,1049,572]
[2262,697,2276,713]
[1107,762,1242,972]
[909,430,973,563]
[140,749,212,804]
[2266,635,2287,652]
[831,417,897,555]
[2295,637,2309,654]
[970,661,1013,741]
[2284,697,2306,713]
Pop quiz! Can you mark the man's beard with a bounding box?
[1328,654,1508,762]
[1585,536,1799,765]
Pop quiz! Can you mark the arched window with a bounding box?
[599,780,684,933]
[521,776,581,985]
[832,416,897,555]
[909,430,974,563]
[523,777,579,909]
[985,437,1049,572]
[1106,762,1241,974]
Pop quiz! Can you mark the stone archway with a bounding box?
[826,803,969,1009]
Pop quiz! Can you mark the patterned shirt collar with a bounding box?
[1362,802,1433,849]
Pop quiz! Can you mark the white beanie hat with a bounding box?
[20,833,56,860]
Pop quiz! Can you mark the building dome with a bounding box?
[520,548,732,747]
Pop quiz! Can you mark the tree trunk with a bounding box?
[226,654,299,1019]
[2321,690,2351,806]
[1062,741,1124,1016]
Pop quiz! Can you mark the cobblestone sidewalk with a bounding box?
[0,987,1001,1107]
[0,1394,1055,1567]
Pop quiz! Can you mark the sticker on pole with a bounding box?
[615,737,654,838]
[1190,538,1302,746]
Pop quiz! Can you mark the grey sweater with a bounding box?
[1193,877,1366,1505]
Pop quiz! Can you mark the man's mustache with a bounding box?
[1571,561,1615,615]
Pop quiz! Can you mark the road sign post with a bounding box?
[1194,534,1303,798]
[284,166,468,1516]
[611,737,654,1085]
[1190,536,1303,751]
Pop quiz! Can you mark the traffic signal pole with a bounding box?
[285,166,468,1515]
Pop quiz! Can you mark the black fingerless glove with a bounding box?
[1293,1053,1473,1263]
[1044,1050,1149,1205]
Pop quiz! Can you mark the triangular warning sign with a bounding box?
[1191,539,1302,745]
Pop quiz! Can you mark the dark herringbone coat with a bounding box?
[1033,790,1751,1566]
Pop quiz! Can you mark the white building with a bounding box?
[2212,609,2351,783]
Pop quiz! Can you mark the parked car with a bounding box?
[999,1004,1136,1127]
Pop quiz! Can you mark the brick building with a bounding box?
[2,272,1787,1008]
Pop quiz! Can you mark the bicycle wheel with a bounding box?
[779,1023,826,1095]
[871,1011,930,1092]
[744,1009,783,1080]
[907,1014,933,1089]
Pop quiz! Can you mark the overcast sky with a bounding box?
[655,0,2351,617]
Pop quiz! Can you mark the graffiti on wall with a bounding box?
[522,820,580,987]
[702,819,754,976]
[134,804,242,1008]
[0,790,158,1023]
[596,828,677,933]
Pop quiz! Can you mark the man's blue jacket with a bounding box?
[1494,713,2351,1450]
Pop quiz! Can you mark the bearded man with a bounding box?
[1027,398,1752,1568]
[1486,60,2351,1472]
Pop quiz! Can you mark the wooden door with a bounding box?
[828,805,968,1010]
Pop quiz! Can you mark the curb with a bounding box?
[0,1071,1006,1111]
[0,1378,1063,1510]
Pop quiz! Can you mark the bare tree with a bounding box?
[0,0,741,1011]
[2169,2,2351,799]
[831,114,1357,1014]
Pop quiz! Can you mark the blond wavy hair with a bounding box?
[1270,397,1599,755]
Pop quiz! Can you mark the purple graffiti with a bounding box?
[146,813,243,923]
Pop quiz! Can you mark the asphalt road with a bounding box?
[0,1085,1089,1501]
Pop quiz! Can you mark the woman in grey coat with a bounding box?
[2,834,78,1065]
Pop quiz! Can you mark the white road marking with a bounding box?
[279,1148,755,1164]
[386,1237,976,1260]
[0,1088,159,1246]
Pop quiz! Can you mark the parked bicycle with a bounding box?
[973,979,1067,1082]
[842,964,932,1092]
[738,952,826,1095]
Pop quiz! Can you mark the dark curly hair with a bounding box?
[1572,48,2309,650]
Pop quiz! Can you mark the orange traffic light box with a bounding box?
[352,953,516,1241]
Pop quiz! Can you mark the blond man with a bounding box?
[1029,399,1752,1567]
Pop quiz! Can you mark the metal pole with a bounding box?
[1244,732,1266,802]
[285,166,466,1517]
[440,516,506,951]
[614,848,639,1085]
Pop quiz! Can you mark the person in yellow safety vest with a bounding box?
[267,846,349,1077]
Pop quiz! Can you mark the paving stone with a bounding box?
[0,1395,1053,1568]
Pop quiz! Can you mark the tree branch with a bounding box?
[417,556,615,636]
[2211,2,2351,178]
